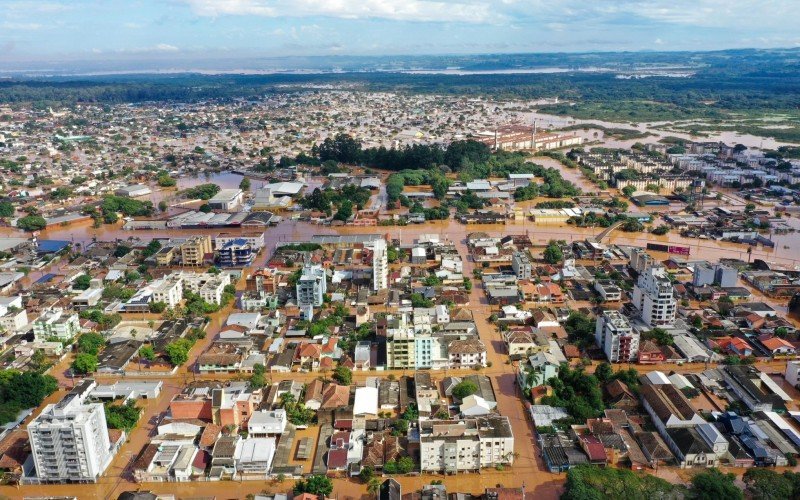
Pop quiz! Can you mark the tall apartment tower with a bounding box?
[373,239,389,291]
[595,310,639,362]
[296,259,327,308]
[632,265,677,327]
[27,380,114,483]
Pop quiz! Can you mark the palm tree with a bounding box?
[367,477,381,498]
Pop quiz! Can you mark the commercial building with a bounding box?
[693,263,738,288]
[114,184,151,197]
[419,416,514,473]
[373,239,389,291]
[27,380,116,483]
[632,265,676,327]
[595,310,638,363]
[208,189,244,211]
[32,308,80,342]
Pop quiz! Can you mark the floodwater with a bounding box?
[522,110,797,149]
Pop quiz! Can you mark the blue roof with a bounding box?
[36,240,70,254]
[221,238,250,248]
[35,273,56,284]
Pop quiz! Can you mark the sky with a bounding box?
[1,0,799,66]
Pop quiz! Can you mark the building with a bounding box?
[169,382,262,428]
[373,239,389,291]
[114,184,151,197]
[386,329,415,370]
[215,232,265,251]
[595,310,639,363]
[207,189,244,211]
[178,271,231,305]
[150,275,183,308]
[419,416,514,473]
[693,263,738,288]
[247,410,288,437]
[511,252,532,280]
[296,261,327,308]
[32,308,80,342]
[27,380,115,483]
[632,265,676,327]
[218,239,255,267]
[180,236,212,266]
[786,361,800,388]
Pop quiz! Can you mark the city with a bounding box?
[0,2,800,500]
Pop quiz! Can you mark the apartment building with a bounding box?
[511,252,532,280]
[217,239,255,267]
[27,380,115,483]
[595,310,639,363]
[296,261,327,307]
[215,232,265,250]
[373,238,389,291]
[632,265,676,327]
[386,328,416,370]
[419,417,514,473]
[179,272,231,305]
[169,382,263,428]
[150,275,183,308]
[180,235,212,266]
[32,308,80,342]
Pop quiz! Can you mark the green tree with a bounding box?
[139,345,155,361]
[72,353,98,374]
[239,177,251,191]
[17,215,47,232]
[165,339,193,366]
[452,380,478,400]
[333,365,352,385]
[397,456,415,474]
[158,200,168,212]
[543,240,563,264]
[367,477,381,498]
[149,302,167,313]
[594,362,613,383]
[77,332,105,355]
[691,468,742,500]
[105,400,141,431]
[157,173,176,187]
[621,185,636,198]
[360,465,375,483]
[73,274,92,290]
[250,363,266,388]
[294,475,333,496]
[0,201,14,218]
[743,468,794,500]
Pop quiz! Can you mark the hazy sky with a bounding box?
[2,0,799,62]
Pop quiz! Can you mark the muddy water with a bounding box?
[522,110,797,149]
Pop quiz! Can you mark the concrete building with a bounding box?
[633,265,676,327]
[114,184,151,197]
[595,310,639,363]
[179,271,231,305]
[419,417,514,473]
[27,380,115,483]
[32,308,80,342]
[786,361,800,388]
[208,189,244,211]
[693,263,738,288]
[180,236,212,267]
[386,329,415,370]
[296,261,326,308]
[150,275,183,309]
[215,232,265,251]
[217,239,255,267]
[373,239,389,291]
[511,252,532,280]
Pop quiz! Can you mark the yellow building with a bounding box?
[181,235,212,266]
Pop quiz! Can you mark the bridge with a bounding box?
[593,220,625,243]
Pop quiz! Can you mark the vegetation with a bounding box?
[100,195,154,219]
[0,370,58,425]
[139,345,155,361]
[72,353,98,374]
[77,332,106,356]
[743,469,800,500]
[333,365,352,385]
[543,240,564,264]
[690,468,742,500]
[451,380,478,400]
[157,173,176,187]
[278,392,315,426]
[73,274,92,290]
[562,464,678,500]
[540,365,604,421]
[181,183,220,200]
[294,475,334,497]
[105,400,141,432]
[165,338,194,366]
[17,215,47,232]
[301,185,371,215]
[564,311,595,347]
[78,309,122,329]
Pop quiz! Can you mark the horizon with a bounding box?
[2,0,799,72]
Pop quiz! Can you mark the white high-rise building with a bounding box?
[595,310,639,362]
[632,265,676,327]
[296,261,327,307]
[372,239,389,291]
[27,380,115,483]
[32,308,80,342]
[419,417,514,473]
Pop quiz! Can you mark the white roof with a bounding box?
[353,386,379,415]
[459,394,496,416]
[645,371,671,385]
[226,312,261,330]
[237,437,276,465]
[529,405,570,427]
[263,182,304,195]
[667,373,694,390]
